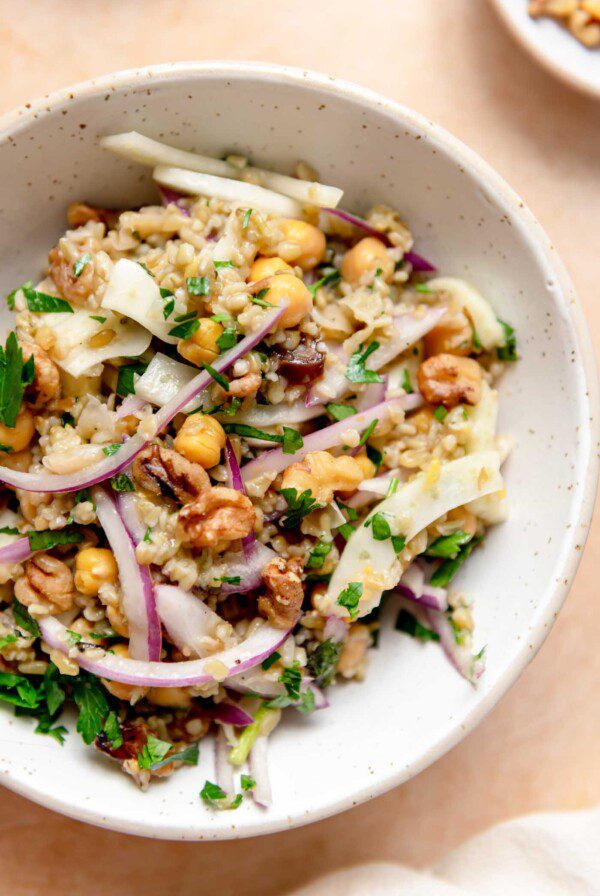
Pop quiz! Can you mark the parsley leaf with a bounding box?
[358,418,378,448]
[370,512,392,541]
[242,209,252,229]
[73,253,92,278]
[0,526,18,535]
[282,427,303,455]
[202,362,229,391]
[110,474,134,492]
[261,651,281,671]
[251,287,274,308]
[116,361,148,397]
[429,537,482,587]
[326,402,356,421]
[433,405,447,422]
[401,368,413,394]
[72,674,110,745]
[214,260,235,270]
[200,779,242,809]
[306,539,332,570]
[12,597,41,637]
[366,444,383,473]
[162,297,175,320]
[89,315,107,324]
[151,741,199,770]
[27,530,83,552]
[241,773,255,791]
[0,333,35,428]
[102,442,121,457]
[280,487,325,529]
[395,608,440,641]
[307,268,341,298]
[346,342,383,384]
[218,575,241,585]
[307,639,343,688]
[497,320,517,361]
[222,423,283,443]
[279,662,302,701]
[102,710,123,749]
[187,276,210,297]
[169,318,200,340]
[337,582,362,619]
[425,529,473,559]
[297,686,316,714]
[43,665,66,716]
[23,287,73,313]
[0,632,18,650]
[137,732,172,769]
[216,328,237,352]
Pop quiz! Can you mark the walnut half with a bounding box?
[178,486,255,552]
[132,444,210,504]
[258,556,304,629]
[14,553,74,615]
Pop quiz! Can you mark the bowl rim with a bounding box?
[486,0,600,99]
[0,59,598,840]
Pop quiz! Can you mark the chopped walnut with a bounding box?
[178,486,255,552]
[67,202,121,231]
[132,444,210,504]
[417,353,482,408]
[258,556,304,629]
[48,245,96,305]
[18,339,60,409]
[216,371,262,399]
[14,553,74,614]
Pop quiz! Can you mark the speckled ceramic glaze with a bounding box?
[489,0,600,98]
[0,62,597,840]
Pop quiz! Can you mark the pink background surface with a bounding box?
[0,1,598,893]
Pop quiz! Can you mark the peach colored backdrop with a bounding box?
[0,2,598,894]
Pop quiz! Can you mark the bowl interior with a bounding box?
[0,63,595,840]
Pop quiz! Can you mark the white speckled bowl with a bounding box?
[488,0,600,98]
[0,62,597,840]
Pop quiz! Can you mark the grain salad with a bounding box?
[0,132,515,810]
[529,0,600,47]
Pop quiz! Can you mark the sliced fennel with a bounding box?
[101,132,343,208]
[40,308,151,378]
[134,352,202,412]
[465,380,510,524]
[427,277,505,351]
[326,450,503,619]
[101,258,178,345]
[153,166,303,218]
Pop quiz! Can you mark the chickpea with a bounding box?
[354,450,377,480]
[147,687,192,709]
[261,273,313,329]
[178,318,223,368]
[341,237,393,286]
[424,310,474,357]
[102,643,147,702]
[248,256,293,282]
[0,447,32,472]
[0,408,35,453]
[272,219,326,271]
[75,547,118,596]
[417,354,483,408]
[174,414,226,469]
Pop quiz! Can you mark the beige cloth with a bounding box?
[289,808,600,896]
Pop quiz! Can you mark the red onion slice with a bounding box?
[115,492,147,545]
[0,305,285,494]
[323,207,392,247]
[158,185,191,216]
[404,250,436,272]
[38,614,291,686]
[205,702,253,727]
[241,398,404,484]
[424,607,485,684]
[0,536,33,567]
[93,486,161,662]
[323,615,348,643]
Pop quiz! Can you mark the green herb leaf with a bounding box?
[0,332,35,428]
[251,287,274,308]
[151,741,199,771]
[282,427,303,455]
[242,209,252,229]
[425,529,473,559]
[202,362,229,392]
[370,512,392,541]
[346,342,383,385]
[395,608,440,641]
[214,260,235,270]
[279,662,302,701]
[261,651,281,671]
[307,268,341,298]
[34,716,68,745]
[306,639,343,688]
[391,534,406,554]
[12,597,41,637]
[200,779,242,809]
[27,530,83,552]
[335,500,358,521]
[137,262,154,277]
[222,422,282,443]
[218,575,241,585]
[216,328,237,352]
[297,686,316,715]
[337,522,355,541]
[168,318,200,340]
[358,418,378,448]
[280,487,325,529]
[23,287,73,313]
[366,444,383,473]
[89,315,107,324]
[116,361,148,397]
[414,283,432,294]
[72,674,110,745]
[0,526,18,535]
[472,328,482,351]
[102,442,121,457]
[137,732,172,769]
[497,320,517,362]
[187,276,210,297]
[0,632,18,650]
[386,477,399,498]
[102,710,123,750]
[162,298,175,320]
[159,286,174,299]
[73,252,92,279]
[326,402,356,421]
[44,665,66,716]
[337,582,362,619]
[66,630,82,646]
[429,537,482,588]
[110,474,134,492]
[0,444,13,453]
[401,368,413,394]
[241,773,255,791]
[433,405,447,422]
[143,527,152,543]
[306,539,332,570]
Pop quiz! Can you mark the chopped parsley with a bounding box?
[200,779,242,809]
[168,317,200,340]
[337,582,362,619]
[0,526,18,535]
[162,297,175,320]
[217,575,241,586]
[202,362,229,391]
[307,267,341,298]
[242,208,252,229]
[137,732,172,769]
[102,711,123,750]
[370,512,392,541]
[279,662,302,701]
[223,397,242,416]
[345,342,383,385]
[66,630,82,646]
[366,443,383,473]
[73,253,92,278]
[326,402,356,421]
[497,320,517,361]
[391,535,406,554]
[102,442,121,457]
[297,687,316,715]
[216,327,237,352]
[306,639,343,688]
[0,333,35,428]
[214,260,235,270]
[23,287,73,313]
[401,368,413,394]
[429,537,482,587]
[89,315,107,324]
[0,632,18,650]
[110,474,134,492]
[241,773,255,791]
[306,539,332,570]
[261,651,281,671]
[27,530,83,552]
[12,597,41,637]
[472,328,482,351]
[151,741,199,770]
[222,422,283,443]
[414,283,432,293]
[425,529,472,559]
[0,444,13,453]
[187,276,210,297]
[143,527,152,543]
[358,418,378,448]
[61,412,75,427]
[433,405,447,422]
[72,674,110,744]
[337,522,355,541]
[395,608,440,641]
[116,361,148,397]
[251,287,274,308]
[280,487,325,529]
[282,427,303,455]
[368,267,384,290]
